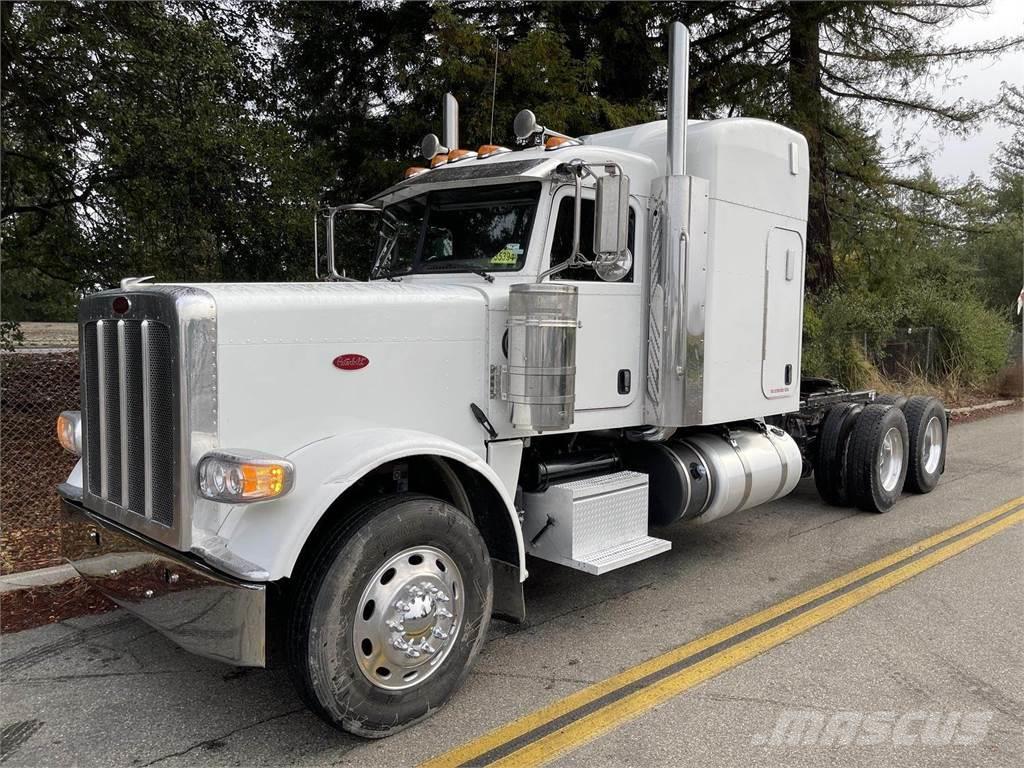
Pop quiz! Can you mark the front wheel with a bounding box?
[287,494,493,737]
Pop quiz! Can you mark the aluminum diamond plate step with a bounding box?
[549,535,672,575]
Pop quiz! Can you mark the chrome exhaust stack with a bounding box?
[642,21,709,433]
[666,21,689,177]
[443,92,459,151]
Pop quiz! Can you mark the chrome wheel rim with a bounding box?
[922,416,943,475]
[879,426,905,493]
[353,546,463,691]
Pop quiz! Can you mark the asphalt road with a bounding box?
[2,410,1022,767]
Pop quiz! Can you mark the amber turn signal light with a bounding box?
[198,450,295,503]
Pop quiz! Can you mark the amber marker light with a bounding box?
[56,410,82,456]
[477,144,511,159]
[447,148,478,163]
[404,166,428,178]
[198,450,295,503]
[544,136,579,150]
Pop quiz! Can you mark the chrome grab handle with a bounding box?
[676,228,689,377]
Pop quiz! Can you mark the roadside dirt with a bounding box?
[1,579,115,633]
[950,400,1022,424]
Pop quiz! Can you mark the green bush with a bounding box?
[803,282,1012,389]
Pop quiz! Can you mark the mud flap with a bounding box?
[492,558,526,623]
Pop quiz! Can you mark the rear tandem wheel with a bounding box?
[813,402,863,507]
[845,404,910,513]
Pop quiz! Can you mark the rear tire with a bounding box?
[873,393,908,410]
[903,396,947,494]
[287,494,493,738]
[846,404,909,513]
[814,402,862,506]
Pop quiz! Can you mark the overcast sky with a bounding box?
[887,0,1023,182]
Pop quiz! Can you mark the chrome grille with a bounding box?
[146,324,175,526]
[82,317,176,529]
[84,327,102,493]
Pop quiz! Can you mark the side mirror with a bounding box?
[594,170,630,256]
[593,170,632,282]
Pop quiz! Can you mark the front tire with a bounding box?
[287,494,493,737]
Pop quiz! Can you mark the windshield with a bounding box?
[372,182,540,278]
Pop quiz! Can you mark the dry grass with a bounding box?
[864,364,1022,408]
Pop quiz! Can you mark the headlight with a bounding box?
[56,411,83,456]
[197,450,295,503]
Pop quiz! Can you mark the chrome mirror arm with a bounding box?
[537,160,605,283]
[315,203,383,281]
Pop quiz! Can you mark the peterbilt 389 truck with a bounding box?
[55,24,949,737]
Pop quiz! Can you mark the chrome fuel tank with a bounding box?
[627,425,802,525]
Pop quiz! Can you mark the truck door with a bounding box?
[761,227,805,400]
[543,191,642,411]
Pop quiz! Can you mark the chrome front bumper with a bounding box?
[61,497,266,667]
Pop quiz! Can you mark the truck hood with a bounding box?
[185,281,490,346]
[157,280,494,462]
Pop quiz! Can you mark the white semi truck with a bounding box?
[55,24,948,737]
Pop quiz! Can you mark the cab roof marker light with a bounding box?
[447,149,478,163]
[477,144,511,159]
[545,136,581,151]
[404,166,429,179]
[198,450,295,504]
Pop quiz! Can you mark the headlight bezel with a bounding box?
[197,450,295,504]
[56,410,83,456]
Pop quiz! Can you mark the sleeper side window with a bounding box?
[549,197,636,282]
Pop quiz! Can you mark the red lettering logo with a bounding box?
[333,354,369,371]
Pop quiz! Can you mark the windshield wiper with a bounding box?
[374,265,402,281]
[467,267,495,283]
[421,264,495,283]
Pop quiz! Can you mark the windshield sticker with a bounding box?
[491,243,523,265]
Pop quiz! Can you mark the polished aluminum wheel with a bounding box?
[353,546,463,691]
[879,426,905,493]
[922,416,943,475]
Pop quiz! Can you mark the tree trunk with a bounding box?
[787,1,836,293]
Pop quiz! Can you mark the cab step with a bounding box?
[521,470,671,575]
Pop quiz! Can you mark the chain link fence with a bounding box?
[857,327,939,380]
[1,349,80,575]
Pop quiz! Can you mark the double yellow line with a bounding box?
[422,496,1024,768]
